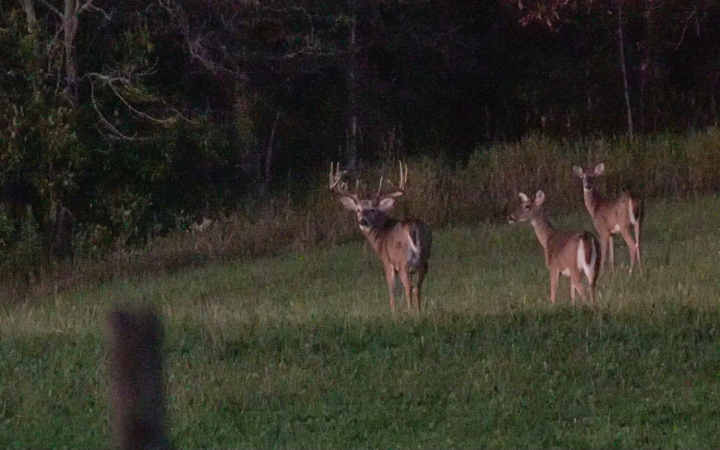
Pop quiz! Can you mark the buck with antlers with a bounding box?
[330,162,432,313]
[508,190,600,305]
[572,163,643,275]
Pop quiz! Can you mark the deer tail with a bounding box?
[405,221,432,272]
[404,223,420,270]
[577,232,600,289]
[628,195,642,226]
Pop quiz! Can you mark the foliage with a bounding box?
[1,0,720,291]
[3,131,719,298]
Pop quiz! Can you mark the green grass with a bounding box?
[2,196,720,448]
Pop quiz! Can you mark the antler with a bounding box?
[329,162,358,197]
[332,160,407,200]
[397,160,407,191]
[377,161,408,199]
[375,175,385,199]
[329,161,343,191]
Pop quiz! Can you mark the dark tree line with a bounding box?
[0,0,718,255]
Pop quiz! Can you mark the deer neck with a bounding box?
[362,219,399,254]
[583,187,603,216]
[529,214,555,252]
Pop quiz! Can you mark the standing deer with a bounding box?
[508,190,600,305]
[330,162,432,312]
[572,163,643,275]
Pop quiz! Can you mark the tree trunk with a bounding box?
[20,0,41,97]
[346,2,359,171]
[617,1,633,138]
[63,0,79,103]
[263,111,282,195]
[21,0,38,31]
[712,93,717,126]
[639,1,660,133]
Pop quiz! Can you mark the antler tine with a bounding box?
[398,160,407,191]
[375,161,408,199]
[329,162,336,189]
[375,175,384,200]
[329,161,358,199]
[329,161,343,192]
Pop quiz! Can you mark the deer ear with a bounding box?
[340,196,357,210]
[377,196,396,212]
[534,190,546,205]
[518,192,529,202]
[572,166,584,178]
[594,163,605,176]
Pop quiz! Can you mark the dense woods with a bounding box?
[0,0,718,274]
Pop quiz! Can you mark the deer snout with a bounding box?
[507,215,516,224]
[359,217,370,228]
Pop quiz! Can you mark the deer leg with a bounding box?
[634,220,642,275]
[620,228,637,274]
[549,268,559,305]
[384,267,397,312]
[608,234,615,273]
[598,232,609,275]
[398,269,413,313]
[633,221,643,275]
[414,264,428,313]
[570,271,586,305]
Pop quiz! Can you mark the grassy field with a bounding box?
[1,196,720,448]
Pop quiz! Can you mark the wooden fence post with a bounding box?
[107,307,170,450]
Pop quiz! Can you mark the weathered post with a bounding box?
[107,307,169,450]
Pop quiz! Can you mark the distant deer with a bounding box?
[572,163,643,275]
[330,162,432,312]
[508,190,600,305]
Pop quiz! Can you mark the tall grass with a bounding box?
[11,130,720,299]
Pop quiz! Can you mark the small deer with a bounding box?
[572,163,643,275]
[508,190,600,305]
[330,162,432,313]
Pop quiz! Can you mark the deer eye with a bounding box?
[523,204,531,210]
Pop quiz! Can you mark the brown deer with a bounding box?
[572,163,643,275]
[508,190,600,305]
[330,162,432,313]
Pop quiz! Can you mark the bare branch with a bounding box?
[676,7,697,49]
[39,0,64,19]
[81,2,112,20]
[90,80,147,142]
[187,34,246,78]
[86,72,195,125]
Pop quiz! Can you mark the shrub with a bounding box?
[8,131,720,299]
